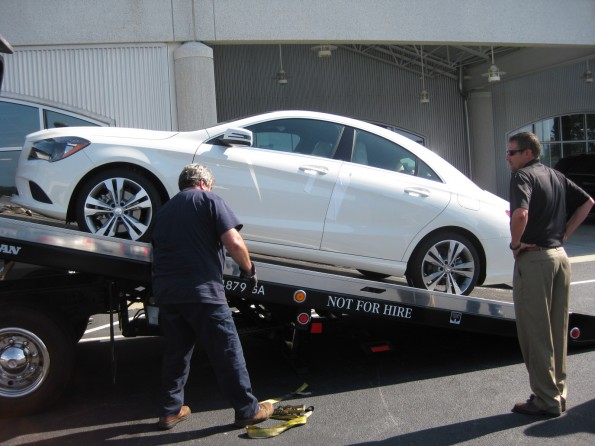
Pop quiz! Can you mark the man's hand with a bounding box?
[239,263,258,291]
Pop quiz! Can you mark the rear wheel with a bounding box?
[0,306,75,416]
[75,169,162,242]
[407,232,480,295]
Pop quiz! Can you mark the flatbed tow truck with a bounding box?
[1,212,594,417]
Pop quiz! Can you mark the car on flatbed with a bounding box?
[12,110,512,295]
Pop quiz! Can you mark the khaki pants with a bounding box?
[513,247,570,413]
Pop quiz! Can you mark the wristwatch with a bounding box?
[509,242,521,250]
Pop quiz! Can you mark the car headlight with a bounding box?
[28,136,91,162]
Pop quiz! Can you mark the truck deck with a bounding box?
[1,212,594,416]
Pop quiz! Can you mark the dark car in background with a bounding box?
[555,153,595,216]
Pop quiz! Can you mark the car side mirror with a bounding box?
[220,127,253,147]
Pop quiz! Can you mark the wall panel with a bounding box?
[2,44,172,130]
[213,45,469,174]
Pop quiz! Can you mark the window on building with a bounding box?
[0,99,107,198]
[509,113,595,167]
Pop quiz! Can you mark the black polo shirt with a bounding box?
[151,188,242,304]
[509,158,591,248]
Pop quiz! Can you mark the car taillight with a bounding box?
[28,136,91,162]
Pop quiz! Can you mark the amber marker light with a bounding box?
[293,289,307,303]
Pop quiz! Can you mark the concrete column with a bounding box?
[173,42,217,131]
[468,91,498,194]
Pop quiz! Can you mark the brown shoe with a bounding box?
[512,400,560,418]
[234,402,274,427]
[158,405,191,430]
[529,393,566,412]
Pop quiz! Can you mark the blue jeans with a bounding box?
[158,302,259,419]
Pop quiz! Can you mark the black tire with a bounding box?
[407,232,480,295]
[75,168,162,242]
[0,306,75,417]
[71,317,90,343]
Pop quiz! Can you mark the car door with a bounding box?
[321,128,451,262]
[194,118,344,249]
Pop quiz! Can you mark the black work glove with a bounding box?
[239,263,258,291]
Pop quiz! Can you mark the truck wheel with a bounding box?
[407,232,480,295]
[75,168,162,242]
[71,316,90,343]
[0,306,75,416]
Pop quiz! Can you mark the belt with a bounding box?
[523,246,560,252]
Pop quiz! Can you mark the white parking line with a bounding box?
[571,279,595,286]
[570,254,595,264]
[79,335,124,343]
[84,321,118,334]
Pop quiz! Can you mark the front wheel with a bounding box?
[407,232,480,295]
[75,169,162,242]
[0,306,75,416]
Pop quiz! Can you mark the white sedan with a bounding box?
[13,110,512,295]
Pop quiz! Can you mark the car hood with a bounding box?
[26,126,180,142]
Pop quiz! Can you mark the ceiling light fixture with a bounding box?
[583,59,593,83]
[311,44,337,59]
[274,44,288,85]
[419,47,429,104]
[482,46,506,83]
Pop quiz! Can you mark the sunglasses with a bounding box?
[506,148,526,157]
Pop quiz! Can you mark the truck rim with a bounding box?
[0,327,50,398]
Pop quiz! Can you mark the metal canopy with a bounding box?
[339,44,519,80]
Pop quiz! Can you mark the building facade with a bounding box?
[1,0,594,198]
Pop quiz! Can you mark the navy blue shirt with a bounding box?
[151,188,242,304]
[510,159,591,248]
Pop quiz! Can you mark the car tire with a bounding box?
[75,169,162,242]
[407,232,480,295]
[0,306,75,417]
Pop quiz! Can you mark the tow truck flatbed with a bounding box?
[0,213,594,416]
[0,213,591,339]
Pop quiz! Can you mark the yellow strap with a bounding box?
[271,404,307,420]
[244,384,312,439]
[261,382,309,405]
[246,408,313,439]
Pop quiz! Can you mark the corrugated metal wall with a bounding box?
[2,44,172,130]
[491,60,595,198]
[213,45,469,175]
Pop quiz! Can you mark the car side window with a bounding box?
[352,129,441,182]
[44,110,101,129]
[0,101,39,148]
[246,118,343,158]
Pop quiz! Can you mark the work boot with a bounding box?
[158,405,191,430]
[234,402,274,427]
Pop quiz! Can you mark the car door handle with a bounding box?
[404,187,430,197]
[299,165,329,175]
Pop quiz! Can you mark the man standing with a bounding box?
[151,164,273,430]
[506,132,593,417]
